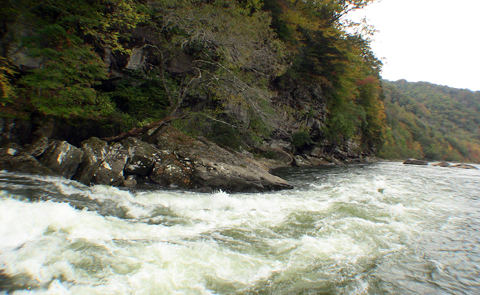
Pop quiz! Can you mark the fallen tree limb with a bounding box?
[102,115,185,142]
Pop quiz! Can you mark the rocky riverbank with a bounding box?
[0,116,380,192]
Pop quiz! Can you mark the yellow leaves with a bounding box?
[0,57,16,103]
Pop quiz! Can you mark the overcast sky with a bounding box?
[348,0,480,91]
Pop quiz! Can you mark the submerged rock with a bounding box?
[432,161,450,167]
[452,163,478,170]
[403,159,428,165]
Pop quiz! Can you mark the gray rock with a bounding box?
[25,136,50,158]
[125,47,146,70]
[403,159,428,165]
[0,143,54,176]
[92,143,128,186]
[293,155,311,167]
[40,141,84,179]
[452,163,478,170]
[150,153,194,188]
[149,127,293,192]
[123,175,137,187]
[74,137,109,185]
[122,137,157,175]
[432,161,450,167]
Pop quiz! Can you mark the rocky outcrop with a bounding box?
[148,127,293,192]
[0,126,293,192]
[403,159,428,165]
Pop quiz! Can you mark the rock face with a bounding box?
[148,127,293,192]
[403,159,428,165]
[39,141,84,179]
[0,126,293,192]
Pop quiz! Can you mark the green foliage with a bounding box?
[207,121,243,150]
[291,130,313,150]
[379,80,480,163]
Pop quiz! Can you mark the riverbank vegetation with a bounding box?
[379,80,480,163]
[1,0,478,163]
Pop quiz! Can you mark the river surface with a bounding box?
[1,162,480,294]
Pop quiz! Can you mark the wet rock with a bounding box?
[122,137,157,176]
[403,159,428,165]
[40,141,84,179]
[74,137,110,185]
[293,155,311,167]
[432,161,450,167]
[123,175,137,187]
[92,143,128,186]
[452,163,478,170]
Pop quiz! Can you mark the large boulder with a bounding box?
[403,159,428,165]
[0,144,54,176]
[74,137,110,185]
[39,141,84,179]
[122,137,157,176]
[25,136,50,158]
[150,152,194,188]
[148,127,293,192]
[92,142,128,186]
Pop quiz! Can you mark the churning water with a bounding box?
[1,162,480,294]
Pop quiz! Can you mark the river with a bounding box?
[1,162,479,294]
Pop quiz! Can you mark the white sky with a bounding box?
[348,0,480,91]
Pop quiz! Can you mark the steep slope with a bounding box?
[0,0,385,169]
[380,80,480,163]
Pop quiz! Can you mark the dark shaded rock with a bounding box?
[74,137,109,185]
[452,163,478,170]
[92,142,128,186]
[403,159,428,165]
[148,127,292,192]
[39,141,84,179]
[0,144,54,176]
[432,161,450,167]
[25,136,50,158]
[122,137,157,176]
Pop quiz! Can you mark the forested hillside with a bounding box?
[0,0,386,163]
[380,80,480,163]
